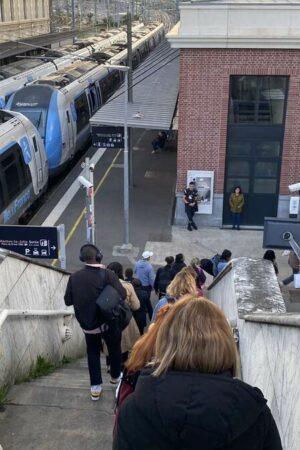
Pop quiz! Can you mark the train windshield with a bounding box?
[10,85,53,140]
[21,110,46,138]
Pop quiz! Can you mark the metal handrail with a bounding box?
[0,308,74,330]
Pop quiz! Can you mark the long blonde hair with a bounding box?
[126,305,172,372]
[154,296,238,377]
[167,267,197,299]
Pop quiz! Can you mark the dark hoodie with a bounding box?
[113,369,282,450]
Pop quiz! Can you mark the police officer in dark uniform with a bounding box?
[183,181,198,231]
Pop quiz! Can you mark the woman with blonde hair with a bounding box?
[190,256,206,294]
[114,297,282,450]
[151,266,197,321]
[115,304,172,412]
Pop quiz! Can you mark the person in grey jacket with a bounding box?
[134,251,155,319]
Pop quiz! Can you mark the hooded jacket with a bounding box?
[113,369,282,450]
[134,259,155,287]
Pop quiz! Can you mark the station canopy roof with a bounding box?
[90,41,179,130]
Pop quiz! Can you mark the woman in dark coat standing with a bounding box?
[113,297,282,450]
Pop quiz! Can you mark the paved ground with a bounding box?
[0,358,115,450]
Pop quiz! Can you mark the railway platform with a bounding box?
[30,128,177,272]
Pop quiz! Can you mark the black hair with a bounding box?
[80,244,102,263]
[165,256,174,265]
[221,249,232,261]
[125,267,133,279]
[233,185,242,194]
[107,261,123,279]
[263,250,276,262]
[175,253,184,263]
[263,250,278,274]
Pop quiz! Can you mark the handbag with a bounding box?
[294,273,300,288]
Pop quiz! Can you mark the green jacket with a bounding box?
[229,193,244,213]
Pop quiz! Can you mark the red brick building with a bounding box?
[168,0,300,227]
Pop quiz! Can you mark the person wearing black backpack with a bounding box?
[64,244,127,401]
[154,256,174,298]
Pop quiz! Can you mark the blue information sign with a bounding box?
[0,225,59,259]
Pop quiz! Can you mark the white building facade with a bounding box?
[0,0,50,42]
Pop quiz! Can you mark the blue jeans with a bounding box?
[282,268,299,285]
[232,212,241,228]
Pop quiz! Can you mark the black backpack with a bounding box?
[96,273,132,331]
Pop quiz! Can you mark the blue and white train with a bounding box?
[0,24,144,108]
[0,110,48,224]
[7,24,164,175]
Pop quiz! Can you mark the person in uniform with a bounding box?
[183,181,198,231]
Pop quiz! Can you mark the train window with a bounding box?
[32,136,38,152]
[100,71,121,104]
[132,54,139,70]
[0,179,4,211]
[66,110,70,123]
[74,93,90,134]
[17,151,31,187]
[2,153,21,200]
[0,143,31,209]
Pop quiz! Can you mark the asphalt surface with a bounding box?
[30,129,177,272]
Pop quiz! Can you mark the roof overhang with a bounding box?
[90,41,179,131]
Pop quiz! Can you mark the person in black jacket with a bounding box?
[113,296,282,450]
[64,244,126,401]
[154,255,174,298]
[170,253,186,278]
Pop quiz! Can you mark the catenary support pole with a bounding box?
[127,8,134,187]
[124,70,130,245]
[71,0,76,43]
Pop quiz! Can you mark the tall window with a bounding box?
[10,0,14,20]
[23,0,27,19]
[229,76,288,125]
[35,0,38,18]
[0,0,5,22]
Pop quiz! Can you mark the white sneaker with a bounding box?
[90,384,102,401]
[110,375,121,385]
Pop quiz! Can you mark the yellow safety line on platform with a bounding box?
[51,149,122,267]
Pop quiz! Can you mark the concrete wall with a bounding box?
[207,258,300,450]
[0,254,85,388]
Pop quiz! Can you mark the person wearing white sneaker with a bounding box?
[91,384,102,401]
[64,244,127,401]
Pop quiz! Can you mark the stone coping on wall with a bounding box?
[242,312,300,327]
[0,251,70,275]
[206,257,286,314]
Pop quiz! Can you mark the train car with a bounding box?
[0,24,144,109]
[7,24,164,175]
[0,110,48,224]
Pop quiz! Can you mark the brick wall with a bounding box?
[177,48,300,194]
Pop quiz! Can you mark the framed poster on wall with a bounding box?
[187,170,214,214]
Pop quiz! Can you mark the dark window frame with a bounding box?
[229,75,289,126]
[74,92,90,134]
[0,143,31,209]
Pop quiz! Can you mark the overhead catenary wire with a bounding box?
[104,48,179,107]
